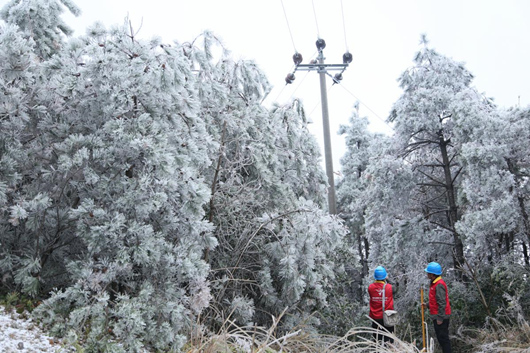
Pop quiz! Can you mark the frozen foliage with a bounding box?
[382,35,494,276]
[180,32,348,330]
[0,18,216,351]
[1,0,80,58]
[0,2,348,350]
[458,107,530,262]
[338,36,530,348]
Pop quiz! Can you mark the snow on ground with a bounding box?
[0,306,74,353]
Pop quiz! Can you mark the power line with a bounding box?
[340,0,349,52]
[286,71,311,102]
[272,84,288,104]
[336,83,394,131]
[280,0,297,52]
[274,69,310,103]
[311,0,321,38]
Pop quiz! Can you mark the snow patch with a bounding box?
[0,306,74,353]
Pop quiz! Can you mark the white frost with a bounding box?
[0,306,74,353]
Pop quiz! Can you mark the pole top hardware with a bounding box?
[316,38,326,51]
[285,73,296,84]
[333,73,343,84]
[343,52,353,64]
[285,38,351,84]
[293,52,303,65]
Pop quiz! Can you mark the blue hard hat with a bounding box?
[425,262,442,275]
[374,266,387,280]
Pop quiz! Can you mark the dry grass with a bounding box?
[456,294,530,353]
[187,301,530,353]
[185,312,433,353]
[456,316,530,353]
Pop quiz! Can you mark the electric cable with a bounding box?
[311,0,321,38]
[340,0,349,52]
[272,84,288,104]
[286,71,310,102]
[336,83,394,131]
[280,0,297,52]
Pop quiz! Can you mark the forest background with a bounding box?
[0,1,529,352]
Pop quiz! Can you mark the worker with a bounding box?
[425,262,452,353]
[368,265,396,344]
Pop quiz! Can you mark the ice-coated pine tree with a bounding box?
[456,104,530,310]
[336,36,529,328]
[0,23,38,291]
[336,105,387,294]
[181,32,348,330]
[1,0,80,58]
[387,35,485,273]
[6,1,530,351]
[0,1,348,351]
[337,102,423,320]
[0,3,219,347]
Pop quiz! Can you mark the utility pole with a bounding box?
[285,39,352,215]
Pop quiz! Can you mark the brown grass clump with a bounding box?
[184,311,431,352]
[456,294,530,353]
[456,316,530,353]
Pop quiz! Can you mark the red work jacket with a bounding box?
[368,280,394,319]
[428,277,451,316]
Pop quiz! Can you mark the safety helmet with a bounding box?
[425,262,442,275]
[374,266,387,280]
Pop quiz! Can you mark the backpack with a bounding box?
[383,283,400,327]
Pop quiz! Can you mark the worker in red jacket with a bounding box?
[425,262,452,353]
[368,266,396,343]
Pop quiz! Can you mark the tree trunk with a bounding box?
[363,236,370,276]
[523,241,530,266]
[439,138,465,271]
[354,232,366,301]
[518,195,530,246]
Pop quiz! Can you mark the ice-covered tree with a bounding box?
[0,13,348,349]
[387,36,489,273]
[1,21,217,351]
[456,105,530,314]
[336,105,385,292]
[0,23,38,289]
[179,32,347,330]
[337,38,511,328]
[1,0,80,58]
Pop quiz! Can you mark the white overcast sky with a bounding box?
[10,0,530,173]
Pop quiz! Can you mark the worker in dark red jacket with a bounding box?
[368,266,396,343]
[425,262,452,353]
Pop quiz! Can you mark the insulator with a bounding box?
[293,52,303,65]
[333,73,343,84]
[316,38,326,51]
[343,52,353,64]
[285,73,295,84]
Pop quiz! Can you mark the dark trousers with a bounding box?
[371,318,394,344]
[433,319,451,353]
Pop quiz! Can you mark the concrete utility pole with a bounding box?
[285,39,352,215]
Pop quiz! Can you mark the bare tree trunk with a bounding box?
[523,241,530,267]
[518,196,530,245]
[363,236,370,276]
[356,232,365,300]
[439,138,465,271]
